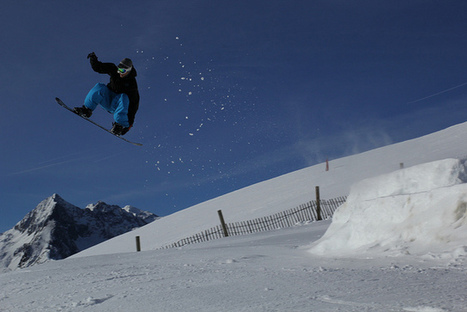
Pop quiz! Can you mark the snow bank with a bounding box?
[309,158,467,259]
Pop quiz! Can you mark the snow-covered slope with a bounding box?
[2,123,467,311]
[74,122,467,258]
[4,221,466,312]
[0,194,158,270]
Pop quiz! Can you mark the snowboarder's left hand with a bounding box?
[87,52,97,60]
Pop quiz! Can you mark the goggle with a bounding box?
[117,65,132,74]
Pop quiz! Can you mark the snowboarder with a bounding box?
[74,52,140,136]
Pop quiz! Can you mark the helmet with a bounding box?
[118,58,133,70]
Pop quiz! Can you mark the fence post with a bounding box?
[218,210,229,237]
[316,186,322,221]
[135,236,141,252]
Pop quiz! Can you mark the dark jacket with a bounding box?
[89,57,140,127]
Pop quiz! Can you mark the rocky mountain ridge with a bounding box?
[0,194,158,271]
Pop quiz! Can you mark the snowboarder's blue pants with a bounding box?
[84,83,130,128]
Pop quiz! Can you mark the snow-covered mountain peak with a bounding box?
[1,195,158,270]
[122,205,160,223]
[86,201,123,213]
[85,201,159,223]
[14,193,77,234]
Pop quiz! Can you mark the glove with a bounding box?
[87,52,97,60]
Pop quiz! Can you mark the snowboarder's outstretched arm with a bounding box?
[87,52,117,75]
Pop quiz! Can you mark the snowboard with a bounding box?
[55,97,143,146]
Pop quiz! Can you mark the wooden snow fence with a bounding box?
[160,196,347,249]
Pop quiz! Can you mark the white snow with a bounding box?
[74,122,467,257]
[1,222,465,311]
[309,158,467,259]
[1,122,467,311]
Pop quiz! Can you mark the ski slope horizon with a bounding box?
[75,121,467,258]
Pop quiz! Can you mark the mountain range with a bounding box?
[0,194,158,271]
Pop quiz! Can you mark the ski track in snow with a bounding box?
[0,223,465,311]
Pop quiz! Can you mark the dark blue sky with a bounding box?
[1,1,467,232]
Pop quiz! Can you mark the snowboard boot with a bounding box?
[111,122,124,135]
[74,105,93,118]
[111,122,130,136]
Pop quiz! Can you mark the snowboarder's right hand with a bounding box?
[87,52,97,60]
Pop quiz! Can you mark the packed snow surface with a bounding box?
[0,221,465,311]
[309,158,467,259]
[2,123,467,311]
